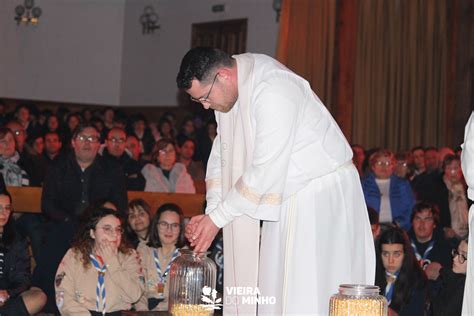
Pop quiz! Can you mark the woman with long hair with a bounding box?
[55,207,144,315]
[0,190,46,315]
[432,238,469,315]
[135,203,185,311]
[375,227,428,316]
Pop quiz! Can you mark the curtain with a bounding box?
[277,0,453,151]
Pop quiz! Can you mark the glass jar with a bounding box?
[329,284,387,316]
[168,249,217,316]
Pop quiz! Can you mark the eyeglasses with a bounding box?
[375,161,392,167]
[452,249,467,264]
[12,130,24,136]
[97,225,124,236]
[0,205,12,214]
[158,221,180,231]
[76,135,100,143]
[108,137,126,144]
[159,148,175,155]
[190,72,219,104]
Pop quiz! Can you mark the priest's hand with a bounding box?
[186,215,220,253]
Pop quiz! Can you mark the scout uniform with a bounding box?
[55,248,144,315]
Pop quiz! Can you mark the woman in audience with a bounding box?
[361,149,415,230]
[126,198,152,250]
[135,203,185,311]
[141,138,195,193]
[0,190,46,315]
[375,227,428,316]
[55,207,144,315]
[0,127,30,187]
[432,238,469,315]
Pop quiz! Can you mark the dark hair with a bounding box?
[176,47,234,89]
[72,123,99,139]
[148,203,185,249]
[71,206,131,268]
[126,199,152,249]
[375,227,427,313]
[367,206,379,226]
[411,146,424,154]
[410,201,440,225]
[0,127,15,140]
[0,190,15,251]
[177,136,196,148]
[151,138,176,164]
[424,146,438,153]
[442,154,460,170]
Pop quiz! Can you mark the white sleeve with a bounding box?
[208,79,302,228]
[461,112,474,200]
[205,134,223,214]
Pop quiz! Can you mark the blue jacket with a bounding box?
[361,173,414,230]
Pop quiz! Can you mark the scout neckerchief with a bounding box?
[411,239,434,264]
[152,248,179,297]
[384,270,400,305]
[90,254,107,316]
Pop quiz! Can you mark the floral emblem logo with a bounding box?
[200,286,223,310]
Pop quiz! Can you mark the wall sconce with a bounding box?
[140,6,160,35]
[15,0,42,25]
[273,0,282,22]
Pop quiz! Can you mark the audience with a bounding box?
[35,124,128,312]
[0,100,468,314]
[55,207,143,315]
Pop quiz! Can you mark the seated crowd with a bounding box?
[0,99,470,315]
[358,144,470,316]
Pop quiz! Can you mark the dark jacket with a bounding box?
[432,269,465,316]
[102,149,146,191]
[408,227,452,270]
[0,234,31,298]
[41,153,128,222]
[361,173,415,230]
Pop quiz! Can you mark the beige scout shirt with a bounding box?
[134,246,178,311]
[55,248,145,316]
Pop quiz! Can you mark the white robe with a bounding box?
[205,53,375,315]
[460,112,474,316]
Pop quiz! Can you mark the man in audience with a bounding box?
[43,131,63,162]
[424,147,440,173]
[411,146,426,177]
[102,127,145,191]
[438,147,455,171]
[126,134,143,162]
[408,202,452,281]
[177,137,205,182]
[33,124,128,312]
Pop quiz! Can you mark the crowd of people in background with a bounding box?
[0,98,470,315]
[356,144,469,315]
